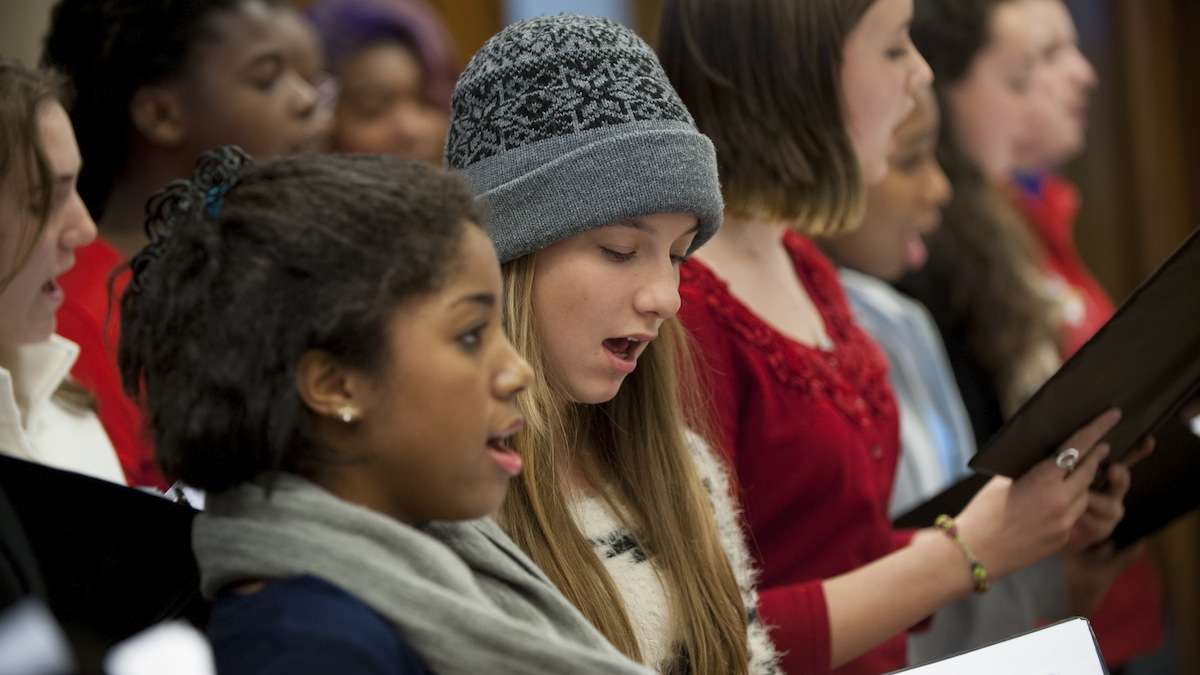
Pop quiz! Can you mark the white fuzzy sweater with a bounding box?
[571,434,783,674]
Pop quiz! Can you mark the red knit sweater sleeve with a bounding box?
[758,581,833,674]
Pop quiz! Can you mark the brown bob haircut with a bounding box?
[0,61,70,290]
[659,0,876,235]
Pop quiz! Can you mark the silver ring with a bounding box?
[1055,447,1081,474]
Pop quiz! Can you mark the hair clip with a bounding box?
[205,184,229,219]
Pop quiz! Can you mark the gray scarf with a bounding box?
[193,474,653,675]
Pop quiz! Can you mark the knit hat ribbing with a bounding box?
[445,15,723,263]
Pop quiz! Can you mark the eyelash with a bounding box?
[885,46,909,61]
[457,323,487,352]
[601,247,635,263]
[601,247,689,266]
[252,66,285,92]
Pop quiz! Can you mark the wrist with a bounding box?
[913,527,976,597]
[935,515,990,594]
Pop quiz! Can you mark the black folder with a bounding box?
[895,227,1200,545]
[0,454,208,651]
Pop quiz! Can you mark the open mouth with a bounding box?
[905,234,929,270]
[486,421,524,477]
[602,336,650,362]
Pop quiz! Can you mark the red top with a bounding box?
[1013,175,1115,357]
[1013,174,1163,666]
[56,238,165,489]
[679,232,910,675]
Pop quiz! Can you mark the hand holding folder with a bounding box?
[897,227,1200,547]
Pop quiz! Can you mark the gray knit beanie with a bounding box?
[444,15,723,263]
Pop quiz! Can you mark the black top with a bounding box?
[209,575,430,675]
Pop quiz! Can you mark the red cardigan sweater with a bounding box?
[1013,173,1163,666]
[679,233,910,675]
[55,238,164,489]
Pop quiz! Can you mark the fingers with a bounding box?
[1068,472,1130,550]
[1066,442,1110,490]
[1059,408,1122,460]
[1102,462,1132,501]
[1120,436,1156,468]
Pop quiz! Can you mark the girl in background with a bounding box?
[40,0,330,487]
[824,83,1143,664]
[0,60,120,484]
[908,0,1165,667]
[307,0,456,163]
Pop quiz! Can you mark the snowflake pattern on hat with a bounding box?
[446,15,693,168]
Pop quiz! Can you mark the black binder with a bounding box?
[0,455,208,651]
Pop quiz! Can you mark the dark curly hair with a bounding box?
[118,146,481,492]
[905,0,1061,415]
[40,0,249,219]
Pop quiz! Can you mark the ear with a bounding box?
[129,85,189,148]
[295,349,374,422]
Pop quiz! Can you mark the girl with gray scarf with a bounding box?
[117,146,654,674]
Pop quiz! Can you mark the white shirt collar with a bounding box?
[0,335,80,436]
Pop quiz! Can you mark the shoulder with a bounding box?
[840,270,942,349]
[209,575,429,675]
[683,431,752,590]
[684,432,785,675]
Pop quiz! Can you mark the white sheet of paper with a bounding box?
[0,599,74,675]
[891,617,1106,675]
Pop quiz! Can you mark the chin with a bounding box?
[17,322,56,346]
[456,487,510,521]
[566,377,625,405]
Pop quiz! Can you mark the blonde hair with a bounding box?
[497,254,749,674]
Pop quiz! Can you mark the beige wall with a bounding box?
[0,0,53,65]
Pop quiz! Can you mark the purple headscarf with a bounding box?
[306,0,459,111]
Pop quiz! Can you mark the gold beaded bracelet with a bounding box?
[934,514,990,594]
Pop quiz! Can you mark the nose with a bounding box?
[60,194,98,252]
[290,73,320,120]
[910,45,934,90]
[925,162,952,211]
[1075,49,1098,89]
[494,336,534,400]
[632,264,682,321]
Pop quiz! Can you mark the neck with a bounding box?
[99,150,193,261]
[698,214,790,264]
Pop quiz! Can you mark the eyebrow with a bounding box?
[452,292,496,309]
[242,49,284,73]
[615,218,701,235]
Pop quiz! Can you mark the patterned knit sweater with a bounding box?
[571,433,783,674]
